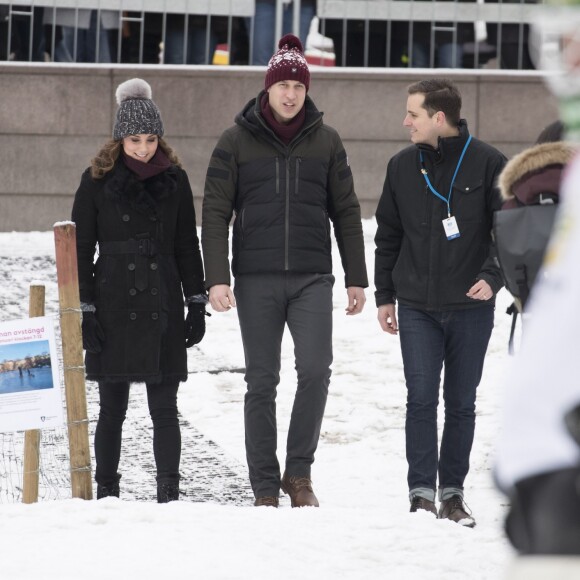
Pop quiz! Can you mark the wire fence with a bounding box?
[0,0,544,68]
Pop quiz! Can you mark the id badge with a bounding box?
[442,216,460,240]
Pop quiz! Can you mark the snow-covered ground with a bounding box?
[0,221,516,579]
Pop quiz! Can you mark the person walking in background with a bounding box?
[374,78,506,526]
[72,78,208,503]
[249,0,315,65]
[202,34,367,508]
[45,9,120,63]
[164,14,218,65]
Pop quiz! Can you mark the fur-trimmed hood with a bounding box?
[499,141,577,203]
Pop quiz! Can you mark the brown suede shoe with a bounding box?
[410,495,437,516]
[438,495,476,527]
[281,473,319,507]
[254,496,279,508]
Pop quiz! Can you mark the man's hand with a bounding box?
[345,286,366,315]
[378,304,398,335]
[466,279,493,301]
[209,284,236,312]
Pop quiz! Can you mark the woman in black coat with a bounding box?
[72,78,207,502]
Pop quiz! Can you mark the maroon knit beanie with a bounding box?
[264,34,310,92]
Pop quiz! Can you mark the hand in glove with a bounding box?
[185,303,210,347]
[82,311,105,353]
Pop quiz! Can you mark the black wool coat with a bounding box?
[72,161,205,383]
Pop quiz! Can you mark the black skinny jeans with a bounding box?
[94,381,181,487]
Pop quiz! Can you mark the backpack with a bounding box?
[493,141,574,352]
[493,200,558,310]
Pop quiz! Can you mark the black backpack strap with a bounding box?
[514,264,530,310]
[506,302,519,355]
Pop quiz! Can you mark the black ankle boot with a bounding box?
[97,482,120,499]
[157,482,179,503]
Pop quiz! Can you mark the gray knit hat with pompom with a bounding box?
[113,78,164,140]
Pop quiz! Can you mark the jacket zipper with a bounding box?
[276,157,280,195]
[295,157,301,195]
[285,159,290,270]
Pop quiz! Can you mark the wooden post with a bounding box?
[54,222,93,500]
[21,285,45,504]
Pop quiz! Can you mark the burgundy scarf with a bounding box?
[122,147,172,181]
[260,93,306,145]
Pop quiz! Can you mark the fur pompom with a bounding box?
[278,34,303,53]
[115,78,152,105]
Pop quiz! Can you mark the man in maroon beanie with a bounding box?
[202,34,368,508]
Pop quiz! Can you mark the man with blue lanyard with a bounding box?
[374,78,506,526]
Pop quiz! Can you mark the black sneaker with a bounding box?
[438,495,476,527]
[410,495,437,516]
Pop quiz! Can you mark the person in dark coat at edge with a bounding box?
[71,78,208,503]
[202,35,368,508]
[374,78,506,526]
[499,121,574,211]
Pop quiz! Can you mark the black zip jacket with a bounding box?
[202,91,368,289]
[374,120,506,310]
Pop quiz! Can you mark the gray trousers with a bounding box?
[234,272,334,498]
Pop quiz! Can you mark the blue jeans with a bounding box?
[398,304,494,498]
[62,11,112,63]
[164,16,217,65]
[234,272,334,497]
[250,0,316,65]
[411,42,463,68]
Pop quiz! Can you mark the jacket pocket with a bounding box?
[451,178,484,223]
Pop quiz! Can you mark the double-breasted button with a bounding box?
[122,214,130,222]
[150,263,158,271]
[151,288,158,295]
[128,263,135,271]
[129,288,137,296]
[151,312,159,320]
[129,312,137,320]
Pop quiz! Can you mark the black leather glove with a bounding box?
[185,303,210,348]
[81,311,105,353]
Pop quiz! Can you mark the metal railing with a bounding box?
[0,0,545,68]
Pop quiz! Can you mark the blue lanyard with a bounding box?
[419,134,472,217]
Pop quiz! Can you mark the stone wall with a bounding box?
[0,63,558,230]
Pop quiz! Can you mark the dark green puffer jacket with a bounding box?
[202,91,368,290]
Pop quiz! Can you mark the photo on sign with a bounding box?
[0,316,64,433]
[0,340,54,395]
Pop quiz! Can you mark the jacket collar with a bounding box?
[103,160,177,218]
[235,90,323,149]
[417,119,470,163]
